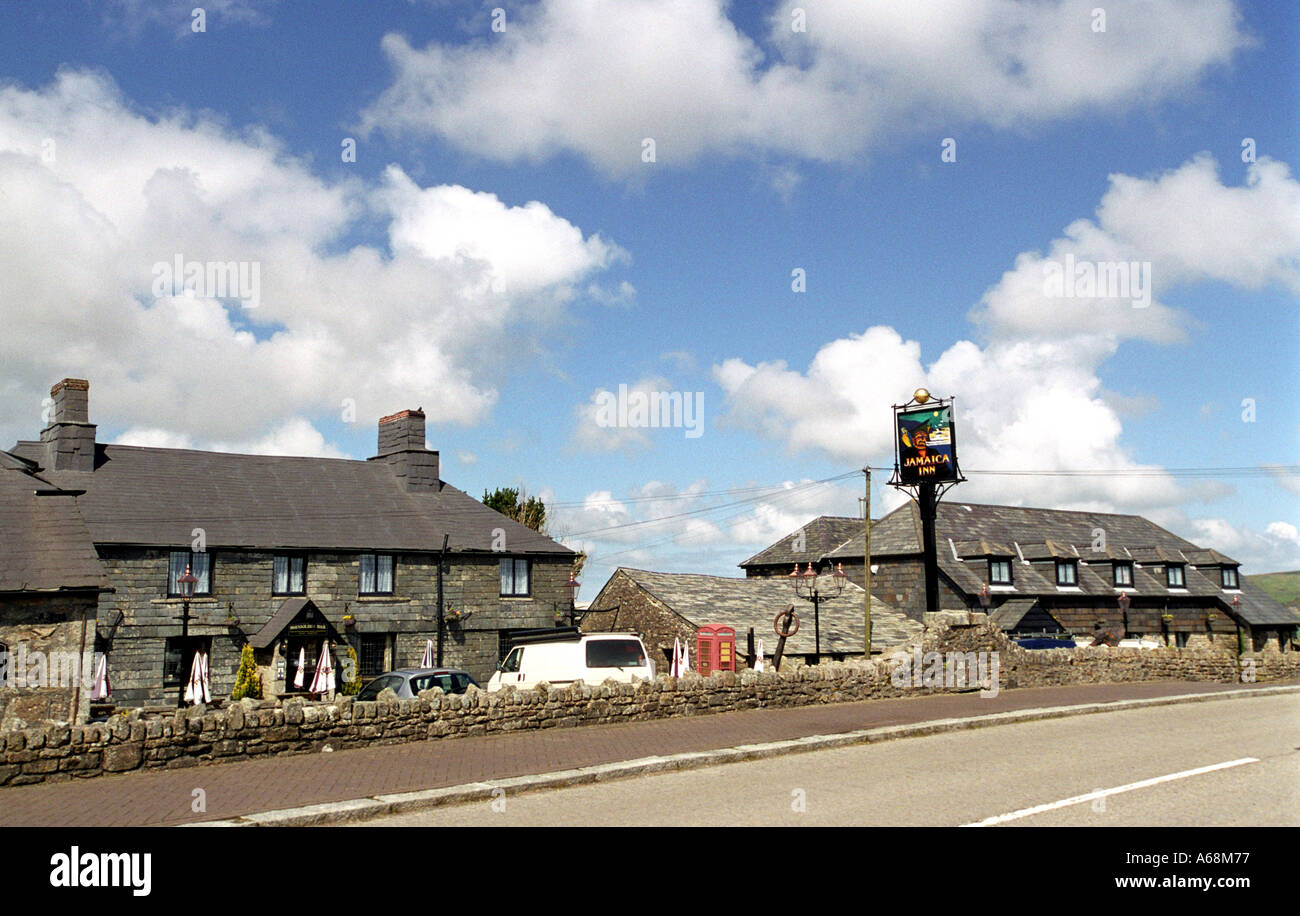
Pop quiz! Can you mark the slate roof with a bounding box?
[7,441,572,555]
[751,501,1297,629]
[247,598,344,649]
[739,516,864,569]
[0,450,104,593]
[613,567,920,653]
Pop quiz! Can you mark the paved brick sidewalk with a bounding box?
[0,680,1289,827]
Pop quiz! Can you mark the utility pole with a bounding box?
[863,466,871,658]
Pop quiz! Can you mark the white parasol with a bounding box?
[90,652,111,700]
[293,645,306,689]
[309,641,336,695]
[421,639,435,668]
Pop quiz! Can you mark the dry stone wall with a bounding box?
[0,621,1295,787]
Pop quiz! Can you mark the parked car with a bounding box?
[355,667,479,701]
[487,628,656,692]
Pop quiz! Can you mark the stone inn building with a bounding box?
[1,379,577,718]
[741,502,1300,654]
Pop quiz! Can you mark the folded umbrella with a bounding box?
[421,639,435,668]
[293,645,306,689]
[90,652,111,700]
[309,641,335,695]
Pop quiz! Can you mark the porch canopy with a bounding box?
[247,598,345,650]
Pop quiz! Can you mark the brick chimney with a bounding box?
[40,378,97,472]
[370,408,440,491]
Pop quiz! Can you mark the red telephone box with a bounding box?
[696,625,736,676]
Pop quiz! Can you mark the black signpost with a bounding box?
[888,389,965,616]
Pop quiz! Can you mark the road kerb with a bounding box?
[182,684,1300,827]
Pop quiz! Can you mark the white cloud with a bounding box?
[0,70,623,449]
[362,0,1249,176]
[115,417,347,458]
[714,155,1300,514]
[1183,518,1300,574]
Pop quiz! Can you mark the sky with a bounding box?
[0,0,1297,598]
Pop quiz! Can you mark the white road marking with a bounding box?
[961,757,1261,827]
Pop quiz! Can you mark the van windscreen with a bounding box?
[586,639,646,668]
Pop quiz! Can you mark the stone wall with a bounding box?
[1,620,1295,788]
[0,594,98,730]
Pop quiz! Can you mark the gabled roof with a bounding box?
[739,516,862,569]
[609,567,920,653]
[7,441,572,555]
[0,450,104,593]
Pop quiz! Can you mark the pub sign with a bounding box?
[895,402,960,484]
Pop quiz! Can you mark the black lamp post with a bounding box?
[562,574,580,627]
[792,562,848,664]
[176,564,198,708]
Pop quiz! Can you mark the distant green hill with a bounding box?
[1249,570,1300,608]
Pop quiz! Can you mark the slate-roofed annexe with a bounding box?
[743,502,1299,652]
[2,379,577,715]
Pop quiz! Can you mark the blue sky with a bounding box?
[1,0,1297,596]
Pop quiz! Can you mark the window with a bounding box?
[162,636,210,686]
[273,555,306,595]
[586,639,647,669]
[500,647,523,673]
[168,550,212,596]
[1166,564,1185,588]
[1221,566,1239,589]
[356,634,389,679]
[359,554,395,595]
[499,558,531,597]
[988,559,1012,586]
[355,675,402,702]
[1055,560,1078,586]
[1113,562,1133,587]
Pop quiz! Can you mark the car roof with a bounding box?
[386,668,472,676]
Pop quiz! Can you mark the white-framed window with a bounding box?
[168,550,212,596]
[1113,562,1133,587]
[499,557,531,597]
[273,555,306,595]
[1056,560,1078,586]
[359,554,395,596]
[988,559,1012,586]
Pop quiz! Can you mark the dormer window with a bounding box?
[1166,564,1185,588]
[989,559,1013,586]
[1055,559,1078,586]
[1221,566,1239,589]
[1113,562,1133,587]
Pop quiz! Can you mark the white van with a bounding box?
[486,630,656,692]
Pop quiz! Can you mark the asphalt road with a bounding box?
[354,693,1300,826]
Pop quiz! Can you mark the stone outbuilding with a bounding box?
[582,567,919,668]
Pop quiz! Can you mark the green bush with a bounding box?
[231,644,262,700]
